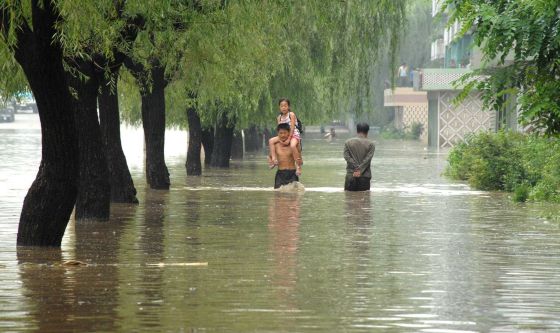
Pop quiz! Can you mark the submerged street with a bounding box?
[1,115,560,332]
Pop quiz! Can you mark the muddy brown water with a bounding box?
[1,114,560,332]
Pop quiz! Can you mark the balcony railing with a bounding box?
[418,68,479,91]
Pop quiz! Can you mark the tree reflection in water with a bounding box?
[16,204,136,332]
[135,188,168,328]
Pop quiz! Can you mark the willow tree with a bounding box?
[1,0,146,245]
[248,0,407,127]
[43,1,144,216]
[174,0,406,171]
[122,0,288,172]
[93,2,142,204]
[188,1,287,168]
[119,0,407,174]
[366,0,432,127]
[118,1,207,189]
[0,44,28,100]
[1,0,78,246]
[316,1,406,119]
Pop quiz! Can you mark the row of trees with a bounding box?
[0,0,406,246]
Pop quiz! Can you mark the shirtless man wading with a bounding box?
[269,123,299,189]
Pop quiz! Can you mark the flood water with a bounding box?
[1,114,560,332]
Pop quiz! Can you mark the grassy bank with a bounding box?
[446,131,560,203]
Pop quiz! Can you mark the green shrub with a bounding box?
[382,122,424,140]
[406,122,424,140]
[519,135,549,186]
[445,141,470,180]
[530,140,560,202]
[513,184,530,202]
[445,131,560,203]
[380,125,405,140]
[446,131,525,190]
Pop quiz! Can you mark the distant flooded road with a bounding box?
[1,114,560,332]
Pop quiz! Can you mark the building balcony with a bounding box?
[417,68,480,91]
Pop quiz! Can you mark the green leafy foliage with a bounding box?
[380,121,423,140]
[2,0,407,131]
[513,184,530,203]
[444,0,560,136]
[380,125,405,140]
[368,0,432,129]
[446,131,560,203]
[409,122,424,140]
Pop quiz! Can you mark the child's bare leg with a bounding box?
[268,137,279,168]
[290,138,302,175]
[290,138,302,164]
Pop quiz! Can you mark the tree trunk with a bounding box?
[125,59,170,189]
[13,2,78,246]
[201,127,214,166]
[210,114,234,168]
[141,66,170,189]
[99,74,139,203]
[186,106,202,176]
[68,62,111,221]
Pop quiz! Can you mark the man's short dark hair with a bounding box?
[356,123,369,134]
[277,123,290,132]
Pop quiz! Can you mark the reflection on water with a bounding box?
[14,204,137,332]
[268,192,301,309]
[2,116,560,332]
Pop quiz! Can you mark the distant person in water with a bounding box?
[269,123,300,189]
[343,123,376,191]
[324,127,336,142]
[269,98,303,175]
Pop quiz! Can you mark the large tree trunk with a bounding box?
[201,127,214,166]
[186,107,202,176]
[13,1,78,246]
[68,63,111,221]
[99,74,139,203]
[141,66,169,189]
[125,59,170,189]
[210,114,234,168]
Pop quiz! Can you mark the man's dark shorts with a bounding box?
[275,169,299,189]
[344,175,371,191]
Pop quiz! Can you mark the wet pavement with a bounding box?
[1,114,560,332]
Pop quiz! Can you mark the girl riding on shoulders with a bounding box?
[268,98,303,175]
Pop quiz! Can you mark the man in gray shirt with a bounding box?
[343,123,376,191]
